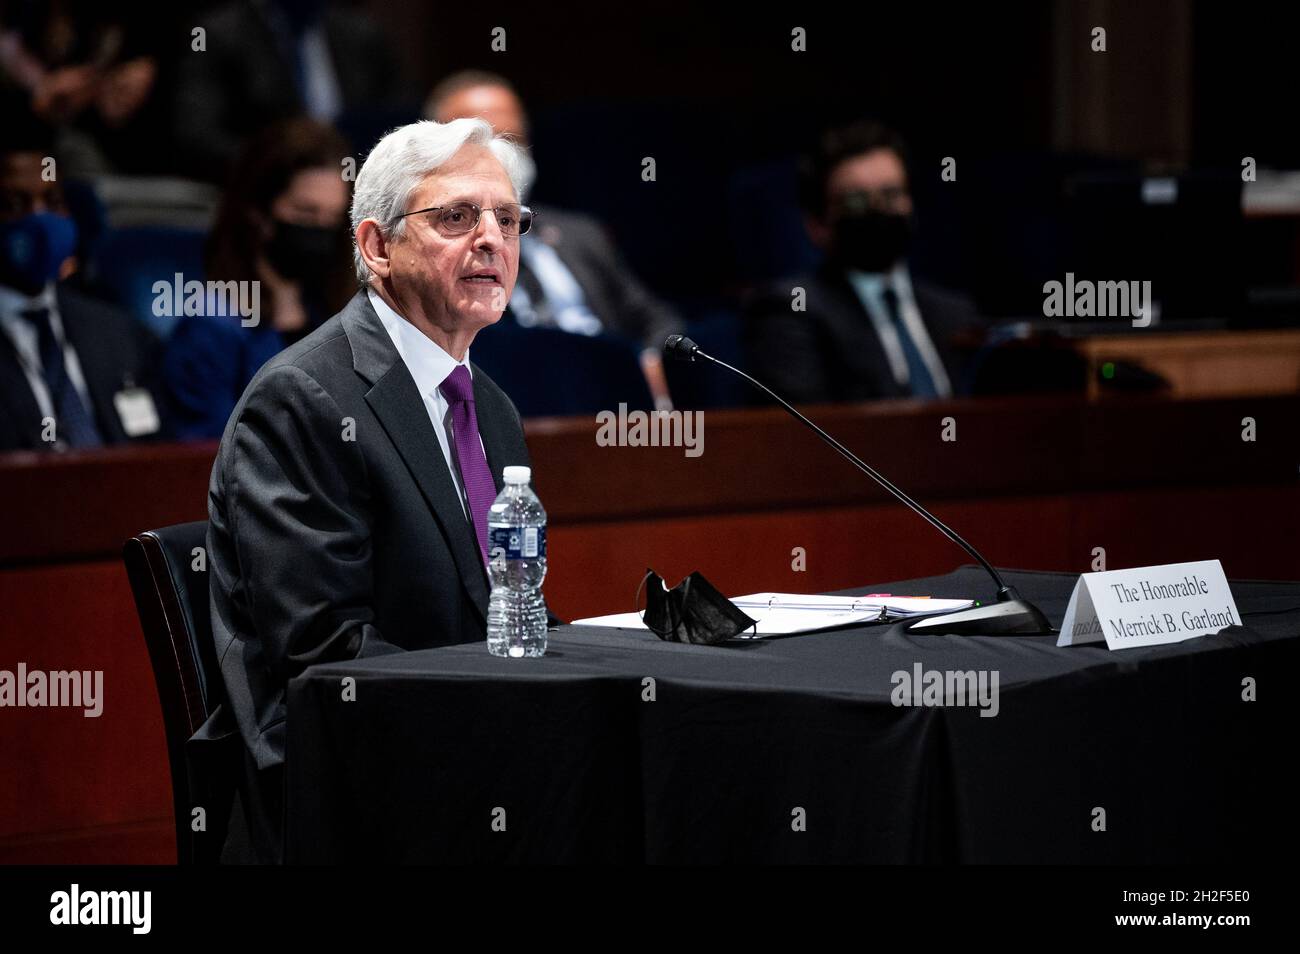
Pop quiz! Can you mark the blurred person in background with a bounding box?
[744,120,983,403]
[426,70,684,360]
[0,105,166,451]
[162,117,353,440]
[173,0,403,182]
[0,2,180,176]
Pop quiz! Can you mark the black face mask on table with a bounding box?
[264,220,338,283]
[830,208,913,274]
[640,569,757,645]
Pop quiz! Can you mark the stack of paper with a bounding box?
[570,591,976,637]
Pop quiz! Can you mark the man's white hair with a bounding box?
[350,118,529,283]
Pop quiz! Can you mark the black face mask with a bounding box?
[265,220,338,283]
[640,569,757,645]
[831,208,912,273]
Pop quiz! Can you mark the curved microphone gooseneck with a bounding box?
[662,334,1053,636]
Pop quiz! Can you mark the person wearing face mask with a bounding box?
[0,114,167,452]
[162,118,354,439]
[743,120,984,404]
[425,71,684,356]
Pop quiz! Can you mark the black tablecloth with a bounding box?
[285,567,1300,863]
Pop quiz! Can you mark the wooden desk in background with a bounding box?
[1075,329,1300,398]
[2,393,1297,863]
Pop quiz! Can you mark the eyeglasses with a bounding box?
[397,202,535,236]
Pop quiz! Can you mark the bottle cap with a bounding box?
[503,465,531,484]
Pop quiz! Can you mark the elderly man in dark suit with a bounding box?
[205,118,535,862]
[744,120,984,404]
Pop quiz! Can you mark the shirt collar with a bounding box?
[0,281,57,322]
[845,262,907,298]
[367,288,471,400]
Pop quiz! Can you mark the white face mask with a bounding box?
[514,150,537,204]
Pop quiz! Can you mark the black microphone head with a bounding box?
[663,334,700,361]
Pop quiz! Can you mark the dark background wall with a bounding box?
[352,0,1299,318]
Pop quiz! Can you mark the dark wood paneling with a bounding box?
[0,442,217,565]
[4,394,1294,562]
[0,563,173,862]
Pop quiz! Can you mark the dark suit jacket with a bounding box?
[742,265,984,404]
[205,291,531,862]
[511,207,682,349]
[0,286,166,451]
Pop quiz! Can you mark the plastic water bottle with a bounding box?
[486,466,548,657]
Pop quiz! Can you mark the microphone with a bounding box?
[663,335,1052,636]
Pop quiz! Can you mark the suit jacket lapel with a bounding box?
[343,292,490,620]
[0,334,46,448]
[535,215,616,332]
[911,283,964,377]
[57,292,128,442]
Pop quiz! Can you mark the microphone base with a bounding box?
[903,598,1054,637]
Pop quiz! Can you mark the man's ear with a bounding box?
[356,219,392,279]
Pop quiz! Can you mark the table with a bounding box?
[285,566,1300,863]
[8,393,1294,863]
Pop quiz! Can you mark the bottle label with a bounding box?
[489,526,546,559]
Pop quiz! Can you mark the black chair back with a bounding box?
[124,520,234,864]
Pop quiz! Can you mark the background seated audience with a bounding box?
[162,118,353,439]
[0,111,167,451]
[426,71,685,354]
[0,2,1296,452]
[171,0,406,183]
[743,121,985,404]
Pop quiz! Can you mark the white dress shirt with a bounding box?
[512,238,604,335]
[368,289,485,520]
[0,281,96,421]
[844,264,952,398]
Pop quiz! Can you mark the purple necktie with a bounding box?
[439,365,497,564]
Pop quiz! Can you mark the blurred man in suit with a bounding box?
[425,71,683,354]
[744,120,983,403]
[173,0,403,181]
[0,120,165,452]
[204,119,535,862]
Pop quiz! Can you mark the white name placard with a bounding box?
[1057,559,1241,650]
